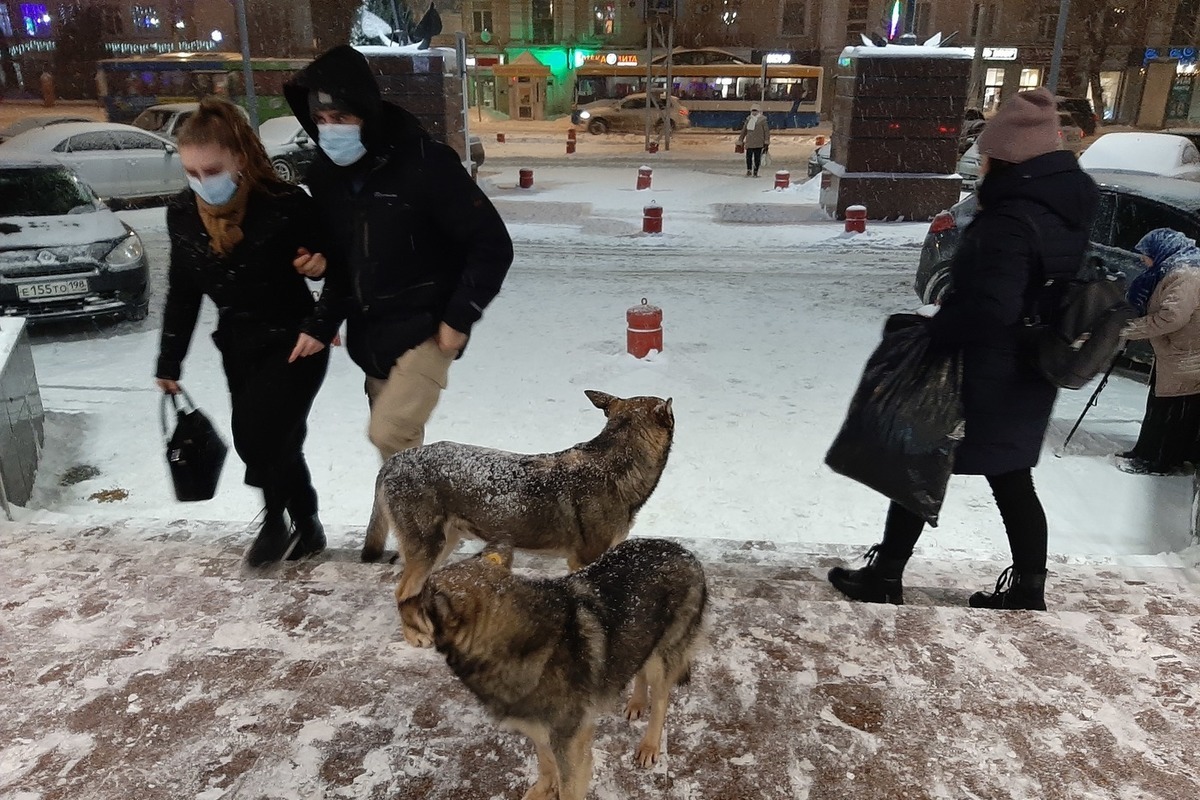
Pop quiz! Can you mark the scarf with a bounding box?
[746,113,760,131]
[196,179,252,257]
[1126,228,1200,315]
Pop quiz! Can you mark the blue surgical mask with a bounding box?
[187,171,238,206]
[318,123,367,166]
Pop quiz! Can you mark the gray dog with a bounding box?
[363,389,675,646]
[421,538,707,800]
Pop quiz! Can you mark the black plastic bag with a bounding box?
[161,392,228,502]
[825,314,964,526]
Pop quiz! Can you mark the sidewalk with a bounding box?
[3,519,1199,799]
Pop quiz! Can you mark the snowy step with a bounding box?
[4,520,1200,620]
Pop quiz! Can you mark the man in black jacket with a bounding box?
[284,45,513,460]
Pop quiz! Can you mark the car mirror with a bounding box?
[296,133,310,145]
[165,143,178,155]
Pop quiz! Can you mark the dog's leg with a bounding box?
[624,670,650,721]
[395,526,461,648]
[553,717,596,800]
[518,724,560,800]
[361,483,393,562]
[634,655,670,768]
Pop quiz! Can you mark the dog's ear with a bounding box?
[585,390,617,412]
[480,542,514,570]
[655,397,674,427]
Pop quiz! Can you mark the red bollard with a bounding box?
[647,141,659,154]
[567,128,577,141]
[642,203,663,234]
[519,168,533,189]
[567,137,576,154]
[497,132,506,143]
[627,298,663,358]
[636,166,652,190]
[845,205,867,234]
[774,170,790,190]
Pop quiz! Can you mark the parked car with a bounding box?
[131,102,250,141]
[913,171,1200,363]
[807,141,831,178]
[957,113,1086,190]
[571,93,691,135]
[0,122,187,204]
[0,114,93,144]
[1164,128,1200,150]
[257,116,318,184]
[0,155,150,322]
[1078,132,1200,181]
[1056,95,1099,138]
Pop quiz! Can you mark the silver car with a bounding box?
[572,93,691,135]
[0,122,186,204]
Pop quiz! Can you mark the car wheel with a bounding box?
[272,157,298,184]
[126,301,149,322]
[587,118,609,135]
[926,270,952,306]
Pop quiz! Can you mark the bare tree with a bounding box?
[1072,0,1152,114]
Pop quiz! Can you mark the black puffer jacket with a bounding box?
[928,150,1099,475]
[284,45,514,379]
[156,184,339,381]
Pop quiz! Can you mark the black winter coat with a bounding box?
[156,184,339,381]
[928,150,1099,475]
[284,45,514,379]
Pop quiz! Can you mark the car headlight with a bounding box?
[105,231,145,271]
[579,110,591,120]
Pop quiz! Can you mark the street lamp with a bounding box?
[211,29,223,43]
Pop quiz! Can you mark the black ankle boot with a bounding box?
[828,545,908,605]
[246,511,291,567]
[287,512,326,561]
[969,566,1047,611]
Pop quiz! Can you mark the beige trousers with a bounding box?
[364,339,455,461]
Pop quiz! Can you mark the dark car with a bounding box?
[0,156,150,322]
[1056,96,1098,138]
[914,171,1200,363]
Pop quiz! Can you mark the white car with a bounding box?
[0,122,186,204]
[257,116,318,184]
[1078,132,1200,181]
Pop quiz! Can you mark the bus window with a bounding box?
[735,78,765,101]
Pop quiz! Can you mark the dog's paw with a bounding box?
[401,624,434,649]
[520,780,558,800]
[623,697,648,721]
[634,738,661,768]
[360,545,384,563]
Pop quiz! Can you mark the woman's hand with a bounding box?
[436,322,468,355]
[293,248,327,279]
[156,378,181,395]
[289,333,327,363]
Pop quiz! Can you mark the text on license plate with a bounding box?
[17,279,89,299]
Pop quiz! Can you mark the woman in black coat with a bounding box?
[155,98,343,567]
[828,88,1099,611]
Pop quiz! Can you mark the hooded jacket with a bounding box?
[1123,229,1200,398]
[284,45,514,379]
[929,150,1099,475]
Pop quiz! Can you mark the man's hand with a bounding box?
[293,247,327,279]
[435,322,468,355]
[289,333,327,363]
[156,378,181,395]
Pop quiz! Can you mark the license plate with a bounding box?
[17,279,89,300]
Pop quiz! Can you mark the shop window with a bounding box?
[781,1,805,36]
[20,4,52,37]
[131,4,160,32]
[1019,68,1042,90]
[983,67,1005,111]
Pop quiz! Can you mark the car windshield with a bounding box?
[132,109,172,134]
[0,166,97,217]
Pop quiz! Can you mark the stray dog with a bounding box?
[362,389,674,647]
[420,538,707,800]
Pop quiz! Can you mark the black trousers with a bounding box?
[877,468,1048,574]
[220,335,329,517]
[745,147,763,174]
[1129,378,1200,470]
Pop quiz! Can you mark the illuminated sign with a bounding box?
[983,47,1018,61]
[764,53,792,64]
[582,52,638,66]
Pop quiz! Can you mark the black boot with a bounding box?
[828,545,908,605]
[969,566,1047,611]
[246,510,291,567]
[287,511,326,561]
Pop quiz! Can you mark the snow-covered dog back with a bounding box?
[363,389,675,647]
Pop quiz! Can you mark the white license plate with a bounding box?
[17,279,89,300]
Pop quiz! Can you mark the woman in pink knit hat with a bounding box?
[829,88,1099,612]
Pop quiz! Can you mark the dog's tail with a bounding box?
[361,474,394,563]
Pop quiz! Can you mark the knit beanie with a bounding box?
[976,87,1061,164]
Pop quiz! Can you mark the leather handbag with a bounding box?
[161,391,228,502]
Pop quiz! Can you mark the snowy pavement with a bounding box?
[3,520,1200,800]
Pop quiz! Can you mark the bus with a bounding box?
[97,53,311,125]
[573,62,823,129]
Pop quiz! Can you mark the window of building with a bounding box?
[846,0,869,37]
[0,4,13,36]
[971,3,998,37]
[531,0,552,42]
[1019,67,1042,89]
[56,3,75,24]
[781,1,806,36]
[914,1,932,36]
[472,8,492,33]
[983,66,1005,111]
[20,3,52,36]
[593,2,614,35]
[100,5,123,35]
[131,4,160,32]
[1037,3,1059,40]
[721,0,740,26]
[1173,0,1200,43]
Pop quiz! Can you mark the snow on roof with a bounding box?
[354,44,458,69]
[1078,133,1191,173]
[839,44,974,60]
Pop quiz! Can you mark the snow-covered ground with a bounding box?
[13,164,1197,566]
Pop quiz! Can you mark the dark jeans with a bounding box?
[220,335,329,516]
[1129,376,1200,469]
[877,468,1048,574]
[745,147,763,174]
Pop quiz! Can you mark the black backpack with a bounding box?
[1019,214,1136,390]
